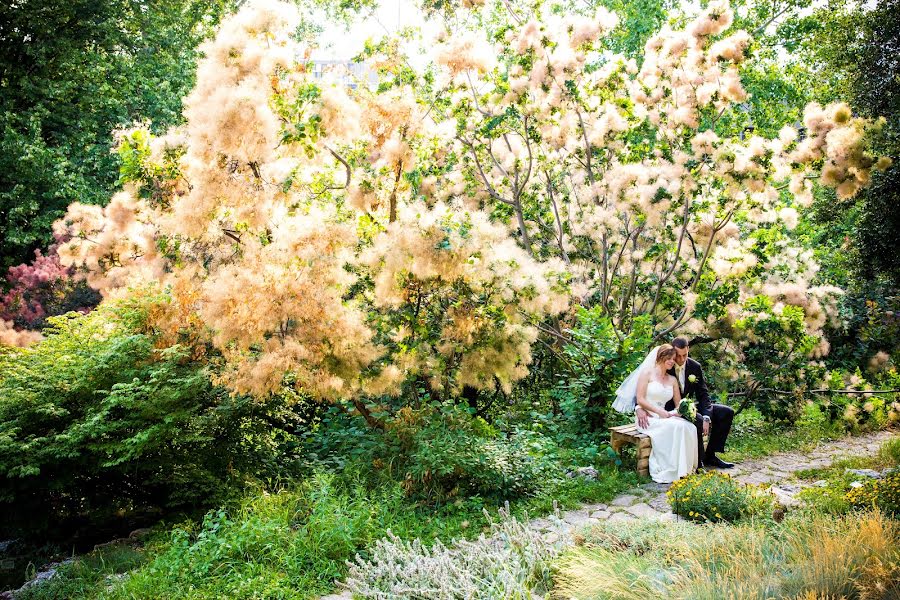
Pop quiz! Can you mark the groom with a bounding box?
[635,337,735,468]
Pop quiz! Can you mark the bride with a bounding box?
[613,344,698,483]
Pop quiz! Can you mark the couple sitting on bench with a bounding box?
[612,338,734,484]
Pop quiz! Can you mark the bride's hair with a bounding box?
[655,344,676,363]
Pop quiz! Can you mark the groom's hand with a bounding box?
[703,419,710,436]
[636,407,649,429]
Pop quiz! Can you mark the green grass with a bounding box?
[720,406,845,462]
[14,467,638,600]
[14,544,146,600]
[793,437,900,514]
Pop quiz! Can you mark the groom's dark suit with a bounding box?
[664,358,733,465]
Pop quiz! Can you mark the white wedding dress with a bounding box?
[636,379,698,484]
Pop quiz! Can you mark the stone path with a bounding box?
[320,429,896,600]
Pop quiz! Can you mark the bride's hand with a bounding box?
[658,410,671,419]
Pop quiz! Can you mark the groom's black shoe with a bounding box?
[704,454,734,469]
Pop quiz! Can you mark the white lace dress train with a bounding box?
[635,380,698,483]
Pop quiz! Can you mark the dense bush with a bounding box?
[0,240,100,329]
[554,309,653,436]
[0,301,302,537]
[667,471,766,523]
[845,471,900,516]
[303,404,568,501]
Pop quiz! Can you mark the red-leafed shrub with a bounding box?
[0,239,100,331]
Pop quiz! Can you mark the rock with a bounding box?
[610,494,639,507]
[770,486,802,509]
[581,503,608,513]
[775,483,804,494]
[528,518,553,531]
[94,538,132,552]
[13,558,74,594]
[648,493,671,512]
[0,540,16,554]
[128,528,153,540]
[656,512,678,522]
[846,468,882,479]
[607,512,635,522]
[320,591,353,600]
[640,482,670,493]
[625,503,660,518]
[567,466,599,480]
[849,481,865,489]
[812,480,828,487]
[591,510,611,520]
[562,510,595,528]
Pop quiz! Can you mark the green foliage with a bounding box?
[799,0,900,288]
[796,438,900,514]
[556,309,653,435]
[667,471,764,523]
[0,0,235,269]
[845,471,900,517]
[0,302,303,536]
[879,436,900,465]
[394,409,561,499]
[722,405,842,462]
[731,296,820,423]
[302,403,623,502]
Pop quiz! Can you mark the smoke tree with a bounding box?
[48,0,889,410]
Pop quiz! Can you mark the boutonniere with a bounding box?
[688,374,697,383]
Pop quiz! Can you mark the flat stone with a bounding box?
[567,466,599,480]
[591,510,611,520]
[656,512,679,522]
[581,503,608,513]
[625,503,659,518]
[770,486,802,508]
[648,493,671,512]
[320,593,353,600]
[640,482,670,493]
[528,518,553,531]
[846,468,882,479]
[607,512,635,522]
[849,481,865,488]
[563,510,594,527]
[775,483,804,494]
[812,480,828,487]
[610,494,639,507]
[737,472,777,485]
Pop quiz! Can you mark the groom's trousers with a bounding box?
[666,401,734,459]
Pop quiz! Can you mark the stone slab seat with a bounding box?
[609,423,651,477]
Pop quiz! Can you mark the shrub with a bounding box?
[306,404,563,501]
[344,508,560,599]
[398,414,561,500]
[845,471,900,516]
[878,436,900,465]
[555,309,653,436]
[0,239,100,330]
[667,471,763,523]
[0,301,303,537]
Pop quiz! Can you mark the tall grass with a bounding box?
[553,511,900,600]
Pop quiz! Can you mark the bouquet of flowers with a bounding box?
[678,400,697,421]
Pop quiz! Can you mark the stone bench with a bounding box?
[609,423,651,477]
